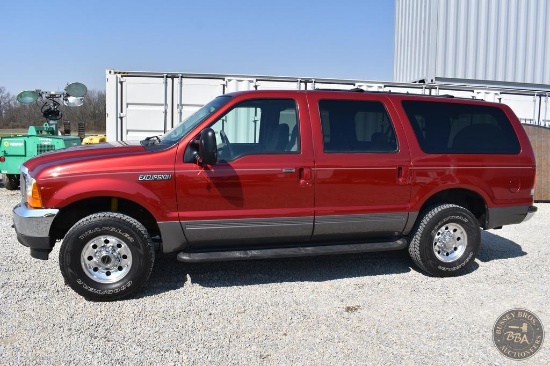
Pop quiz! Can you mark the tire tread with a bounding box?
[408,204,478,276]
[59,212,155,301]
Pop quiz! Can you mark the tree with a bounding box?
[62,90,106,132]
[0,87,13,119]
[0,87,106,133]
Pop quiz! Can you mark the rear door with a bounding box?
[176,93,315,249]
[307,93,413,241]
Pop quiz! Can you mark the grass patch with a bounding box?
[1,129,106,138]
[0,129,27,137]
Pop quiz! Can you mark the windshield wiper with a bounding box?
[140,135,161,146]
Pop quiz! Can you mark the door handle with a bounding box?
[397,166,410,184]
[299,167,312,187]
[282,168,296,173]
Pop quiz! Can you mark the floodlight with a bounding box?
[63,96,84,107]
[16,90,40,104]
[65,82,87,97]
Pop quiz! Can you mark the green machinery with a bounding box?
[0,82,87,190]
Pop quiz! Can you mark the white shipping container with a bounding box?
[105,70,550,142]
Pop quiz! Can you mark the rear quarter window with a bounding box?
[402,100,520,154]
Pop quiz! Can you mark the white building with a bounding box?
[394,0,550,85]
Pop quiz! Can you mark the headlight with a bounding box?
[21,166,43,208]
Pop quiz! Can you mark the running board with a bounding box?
[177,239,408,263]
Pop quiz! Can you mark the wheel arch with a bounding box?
[50,196,161,243]
[415,188,488,229]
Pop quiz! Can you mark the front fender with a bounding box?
[39,176,178,222]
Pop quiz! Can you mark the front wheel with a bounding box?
[2,173,20,190]
[408,204,480,276]
[59,212,155,301]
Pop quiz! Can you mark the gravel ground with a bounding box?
[0,185,548,365]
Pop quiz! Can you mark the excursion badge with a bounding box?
[138,174,172,181]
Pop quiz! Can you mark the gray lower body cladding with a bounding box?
[161,212,414,253]
[486,205,536,229]
[161,206,535,254]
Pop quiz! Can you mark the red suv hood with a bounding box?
[23,141,149,177]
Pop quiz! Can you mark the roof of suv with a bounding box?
[225,88,499,105]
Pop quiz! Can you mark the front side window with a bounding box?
[209,99,299,162]
[402,100,521,154]
[161,95,232,145]
[319,99,398,153]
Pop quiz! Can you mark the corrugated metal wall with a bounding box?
[394,0,550,84]
[394,0,435,83]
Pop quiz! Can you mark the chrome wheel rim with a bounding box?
[433,223,467,262]
[80,235,132,283]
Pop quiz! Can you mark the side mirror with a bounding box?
[198,128,217,165]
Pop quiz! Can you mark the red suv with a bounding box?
[12,89,537,301]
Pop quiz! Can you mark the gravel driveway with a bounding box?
[0,186,548,365]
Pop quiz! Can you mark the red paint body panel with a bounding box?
[306,93,413,217]
[22,90,535,248]
[385,95,536,210]
[26,142,179,221]
[176,92,314,221]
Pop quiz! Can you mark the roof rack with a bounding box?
[313,87,365,92]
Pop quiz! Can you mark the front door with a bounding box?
[176,95,314,249]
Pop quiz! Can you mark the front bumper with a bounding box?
[13,203,59,259]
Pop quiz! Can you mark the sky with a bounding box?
[0,0,395,95]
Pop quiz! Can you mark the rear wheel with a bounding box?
[2,174,20,190]
[409,204,480,276]
[59,212,155,301]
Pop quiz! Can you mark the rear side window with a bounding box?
[402,100,520,154]
[319,100,398,153]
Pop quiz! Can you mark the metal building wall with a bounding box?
[394,0,436,83]
[394,0,550,84]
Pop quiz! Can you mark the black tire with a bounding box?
[408,204,480,276]
[2,174,20,190]
[59,212,155,301]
